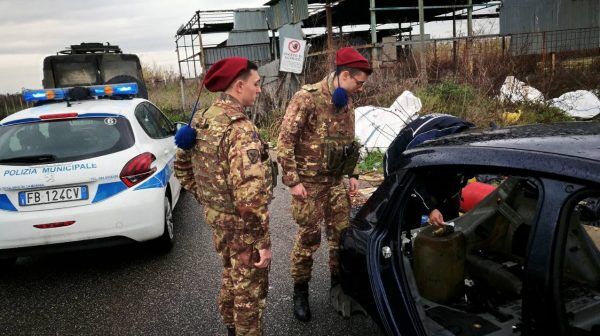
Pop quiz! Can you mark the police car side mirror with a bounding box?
[175,122,187,132]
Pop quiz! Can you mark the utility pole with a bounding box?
[370,0,378,63]
[418,0,427,84]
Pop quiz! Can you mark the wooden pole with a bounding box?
[175,39,186,114]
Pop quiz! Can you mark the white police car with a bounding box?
[0,83,182,264]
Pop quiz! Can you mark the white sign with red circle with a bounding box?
[280,38,307,74]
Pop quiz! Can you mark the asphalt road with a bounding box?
[0,181,381,336]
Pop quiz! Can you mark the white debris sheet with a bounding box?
[499,76,545,103]
[355,91,421,151]
[549,90,600,119]
[499,76,599,119]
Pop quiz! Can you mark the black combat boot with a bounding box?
[293,282,311,322]
[226,326,236,336]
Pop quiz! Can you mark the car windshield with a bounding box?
[0,117,135,165]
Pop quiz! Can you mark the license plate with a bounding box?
[19,186,89,206]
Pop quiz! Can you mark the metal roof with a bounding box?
[303,0,495,28]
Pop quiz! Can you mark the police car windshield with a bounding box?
[0,117,135,165]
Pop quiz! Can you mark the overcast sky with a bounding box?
[0,0,497,94]
[0,0,265,93]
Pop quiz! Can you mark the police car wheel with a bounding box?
[155,196,174,251]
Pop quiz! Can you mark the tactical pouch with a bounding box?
[325,142,345,174]
[260,141,278,190]
[323,140,361,176]
[340,141,361,175]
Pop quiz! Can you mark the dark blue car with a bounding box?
[338,122,600,336]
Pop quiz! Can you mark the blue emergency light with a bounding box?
[23,88,66,102]
[22,83,139,103]
[89,83,139,97]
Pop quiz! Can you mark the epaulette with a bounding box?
[301,83,320,93]
[223,109,247,122]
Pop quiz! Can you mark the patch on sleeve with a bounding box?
[247,149,260,164]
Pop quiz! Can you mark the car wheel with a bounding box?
[155,196,174,252]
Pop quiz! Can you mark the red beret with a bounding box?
[336,47,372,74]
[203,57,249,92]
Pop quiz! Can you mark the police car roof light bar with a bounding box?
[22,83,139,103]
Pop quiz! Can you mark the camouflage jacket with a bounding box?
[174,94,272,249]
[277,73,360,187]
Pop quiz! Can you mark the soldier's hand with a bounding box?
[290,183,307,199]
[254,248,272,269]
[349,177,359,196]
[428,209,445,227]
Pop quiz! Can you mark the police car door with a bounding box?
[134,102,181,202]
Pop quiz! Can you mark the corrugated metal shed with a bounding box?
[267,0,291,30]
[291,0,309,23]
[227,8,271,47]
[233,8,268,30]
[500,0,600,54]
[227,31,270,46]
[265,0,308,30]
[500,0,600,33]
[205,44,272,67]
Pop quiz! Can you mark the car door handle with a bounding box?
[382,246,392,259]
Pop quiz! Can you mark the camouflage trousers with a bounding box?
[204,207,269,336]
[290,180,350,283]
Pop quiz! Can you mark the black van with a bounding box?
[42,42,148,99]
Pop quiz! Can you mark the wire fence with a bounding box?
[302,26,600,100]
[391,26,600,81]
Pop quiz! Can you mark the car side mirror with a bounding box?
[175,122,187,133]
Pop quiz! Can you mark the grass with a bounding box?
[415,78,572,127]
[358,150,385,173]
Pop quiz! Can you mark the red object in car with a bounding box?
[461,182,497,212]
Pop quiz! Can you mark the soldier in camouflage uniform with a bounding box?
[174,57,275,336]
[277,47,372,322]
